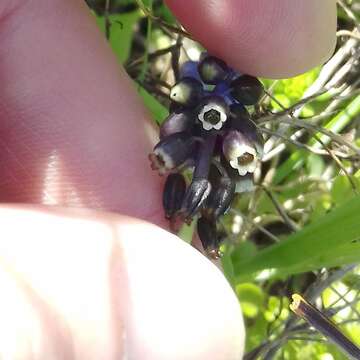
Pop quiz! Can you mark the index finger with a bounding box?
[166,0,337,78]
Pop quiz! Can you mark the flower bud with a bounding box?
[197,95,229,131]
[197,217,223,260]
[203,177,236,220]
[159,109,194,139]
[162,173,186,220]
[149,132,196,175]
[223,130,258,176]
[170,77,203,107]
[198,55,229,84]
[230,75,264,105]
[180,178,211,223]
[179,60,202,82]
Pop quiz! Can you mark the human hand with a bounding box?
[0,1,336,359]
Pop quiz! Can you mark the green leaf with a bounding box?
[235,283,264,318]
[331,176,360,206]
[232,195,360,281]
[137,86,168,123]
[96,11,140,64]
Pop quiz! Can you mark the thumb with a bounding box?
[0,205,245,359]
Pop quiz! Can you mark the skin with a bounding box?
[0,0,337,359]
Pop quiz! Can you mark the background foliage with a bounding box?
[87,1,360,358]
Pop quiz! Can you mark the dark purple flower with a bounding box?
[149,132,196,175]
[180,178,211,223]
[203,176,236,220]
[163,173,186,220]
[223,130,259,176]
[197,217,223,260]
[160,109,195,139]
[227,104,264,158]
[230,75,264,105]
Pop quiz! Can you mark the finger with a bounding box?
[0,205,245,359]
[165,0,337,78]
[0,1,164,225]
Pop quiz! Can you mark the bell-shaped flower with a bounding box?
[197,95,229,131]
[162,173,186,220]
[180,178,211,224]
[159,109,194,139]
[203,176,236,220]
[227,104,264,159]
[223,130,259,176]
[149,132,196,175]
[197,217,223,260]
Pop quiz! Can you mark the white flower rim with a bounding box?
[228,143,258,176]
[151,148,174,175]
[198,104,227,130]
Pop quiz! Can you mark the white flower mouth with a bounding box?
[229,144,257,176]
[149,148,174,175]
[198,103,227,130]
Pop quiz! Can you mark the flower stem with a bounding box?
[193,134,217,179]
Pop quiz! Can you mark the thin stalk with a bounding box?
[290,294,360,360]
[194,134,217,179]
[273,94,360,184]
[136,0,153,83]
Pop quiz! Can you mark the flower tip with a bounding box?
[207,248,223,260]
[148,152,167,175]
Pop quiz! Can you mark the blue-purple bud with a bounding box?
[230,75,264,105]
[149,132,196,175]
[162,173,186,220]
[170,77,203,107]
[198,55,229,85]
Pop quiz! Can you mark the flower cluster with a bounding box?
[149,53,264,259]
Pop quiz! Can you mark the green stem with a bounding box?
[274,94,360,184]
